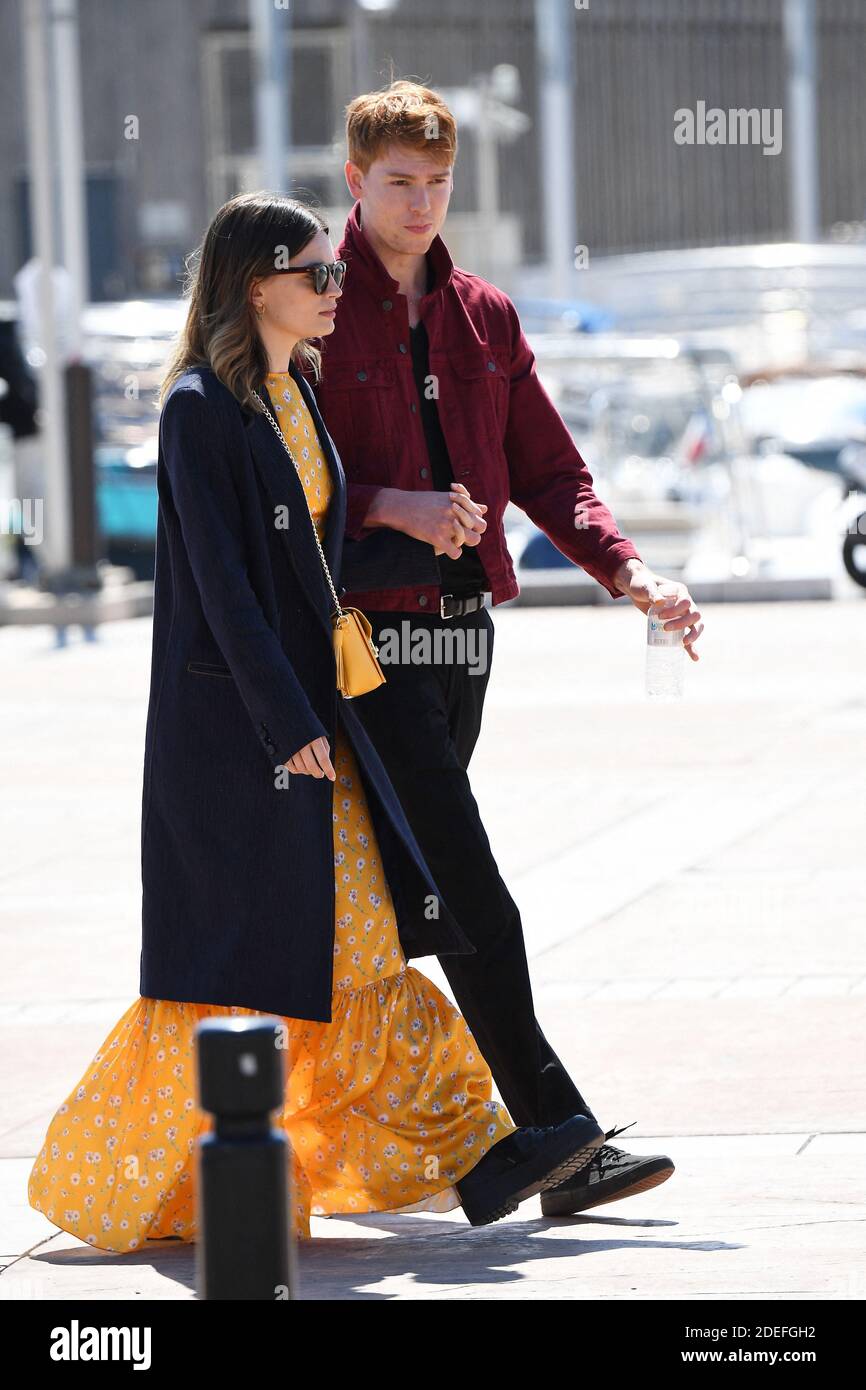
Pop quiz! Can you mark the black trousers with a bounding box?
[354,606,598,1129]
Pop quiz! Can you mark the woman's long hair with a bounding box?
[157,191,328,414]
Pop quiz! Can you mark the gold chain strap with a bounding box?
[252,388,345,622]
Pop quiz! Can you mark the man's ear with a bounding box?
[344,159,364,201]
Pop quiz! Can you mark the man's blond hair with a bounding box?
[345,79,458,173]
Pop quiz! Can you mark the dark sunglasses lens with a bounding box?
[309,262,345,293]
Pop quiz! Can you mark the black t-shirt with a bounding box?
[409,315,488,597]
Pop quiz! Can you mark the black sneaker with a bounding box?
[455,1114,605,1227]
[539,1122,675,1216]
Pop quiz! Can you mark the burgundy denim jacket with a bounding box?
[311,201,642,612]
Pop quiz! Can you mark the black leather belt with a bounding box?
[439,591,487,618]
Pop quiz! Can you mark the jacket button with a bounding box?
[419,466,429,479]
[398,343,407,354]
[418,594,428,606]
[410,402,417,413]
[356,370,367,381]
[487,360,496,372]
[382,299,393,310]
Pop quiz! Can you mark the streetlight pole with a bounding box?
[250,0,289,193]
[53,0,89,349]
[536,0,577,301]
[784,0,820,243]
[21,0,72,578]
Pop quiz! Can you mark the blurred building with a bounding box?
[1,0,865,300]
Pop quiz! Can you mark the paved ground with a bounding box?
[1,595,864,1300]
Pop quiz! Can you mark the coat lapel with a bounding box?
[244,363,346,638]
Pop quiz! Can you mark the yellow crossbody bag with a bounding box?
[254,389,386,699]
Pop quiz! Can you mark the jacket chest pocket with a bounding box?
[317,359,397,484]
[449,346,510,444]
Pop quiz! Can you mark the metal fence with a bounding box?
[3,0,866,296]
[356,0,866,257]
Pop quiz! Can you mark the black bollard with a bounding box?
[195,1016,296,1301]
[65,360,100,579]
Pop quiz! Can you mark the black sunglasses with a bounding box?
[273,260,347,295]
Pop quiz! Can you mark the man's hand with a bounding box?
[364,482,487,560]
[612,559,704,662]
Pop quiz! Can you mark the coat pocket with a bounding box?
[186,659,233,678]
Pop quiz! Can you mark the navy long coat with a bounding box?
[139,360,473,1022]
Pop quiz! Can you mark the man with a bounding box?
[313,80,704,1216]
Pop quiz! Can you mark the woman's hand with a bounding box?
[283,736,336,780]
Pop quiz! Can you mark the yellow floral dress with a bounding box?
[27,369,516,1251]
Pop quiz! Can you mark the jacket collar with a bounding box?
[243,359,346,636]
[339,198,454,298]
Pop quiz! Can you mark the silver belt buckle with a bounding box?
[440,592,484,618]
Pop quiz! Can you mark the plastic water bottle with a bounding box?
[646,599,685,700]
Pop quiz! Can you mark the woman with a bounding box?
[27,193,603,1251]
